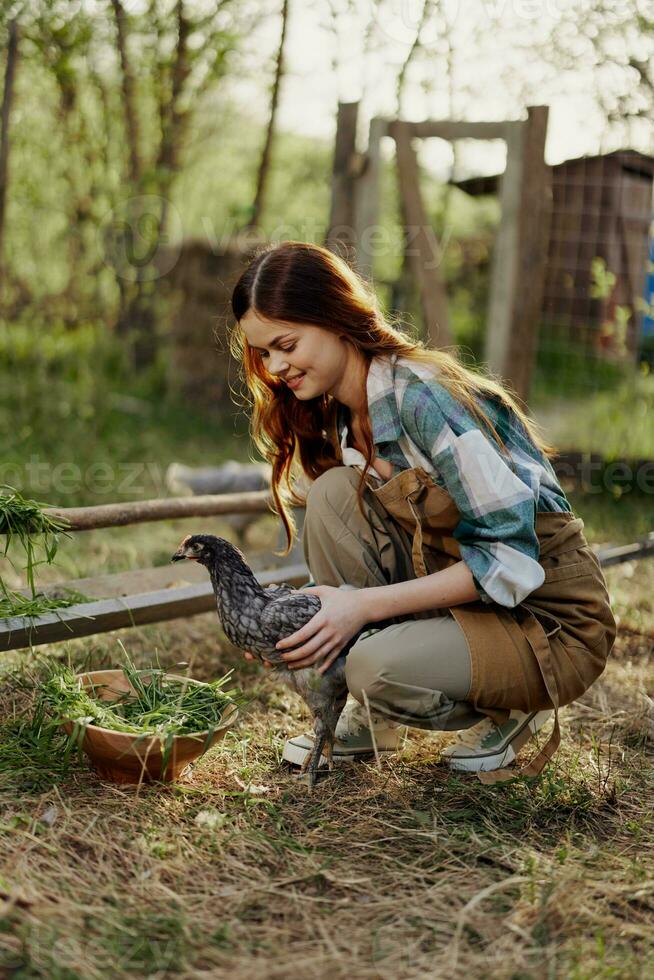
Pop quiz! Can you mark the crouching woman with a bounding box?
[229,240,617,783]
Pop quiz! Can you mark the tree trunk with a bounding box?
[0,20,19,281]
[156,0,191,236]
[243,0,290,232]
[110,0,142,185]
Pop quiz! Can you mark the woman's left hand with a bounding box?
[276,586,369,674]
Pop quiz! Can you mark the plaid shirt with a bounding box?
[336,353,572,608]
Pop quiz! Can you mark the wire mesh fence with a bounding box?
[538,151,654,397]
[379,148,651,389]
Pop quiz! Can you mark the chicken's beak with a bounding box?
[170,548,188,562]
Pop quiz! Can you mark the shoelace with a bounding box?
[339,699,388,736]
[340,701,369,735]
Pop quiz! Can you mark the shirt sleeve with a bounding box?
[403,383,545,608]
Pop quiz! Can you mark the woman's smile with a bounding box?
[286,372,306,390]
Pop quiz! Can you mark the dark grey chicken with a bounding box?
[171,533,368,787]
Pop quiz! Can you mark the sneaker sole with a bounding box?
[282,742,352,768]
[446,710,553,773]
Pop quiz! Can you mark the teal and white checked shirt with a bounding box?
[336,353,572,609]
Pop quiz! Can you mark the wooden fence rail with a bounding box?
[0,562,309,653]
[38,491,274,531]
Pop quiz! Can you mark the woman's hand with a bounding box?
[275,585,368,675]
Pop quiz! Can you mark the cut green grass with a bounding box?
[36,652,242,738]
[0,484,70,593]
[0,484,89,622]
[0,586,90,621]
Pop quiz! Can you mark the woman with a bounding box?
[229,240,617,783]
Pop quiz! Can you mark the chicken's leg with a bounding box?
[295,716,334,790]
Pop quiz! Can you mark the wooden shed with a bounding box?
[455,150,654,362]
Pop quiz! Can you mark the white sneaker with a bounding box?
[282,696,407,768]
[441,709,554,773]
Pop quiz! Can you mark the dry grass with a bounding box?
[1,553,653,979]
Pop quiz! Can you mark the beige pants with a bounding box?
[302,466,488,732]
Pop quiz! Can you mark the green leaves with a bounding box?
[589,257,617,301]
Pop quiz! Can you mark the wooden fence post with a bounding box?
[325,101,360,255]
[353,115,388,281]
[485,106,551,403]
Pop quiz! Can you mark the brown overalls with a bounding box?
[360,465,618,784]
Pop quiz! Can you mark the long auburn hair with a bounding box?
[229,240,556,556]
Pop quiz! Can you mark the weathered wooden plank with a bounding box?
[390,120,452,349]
[504,106,551,401]
[596,534,654,568]
[409,120,515,141]
[485,117,526,377]
[0,562,310,652]
[18,561,209,601]
[16,548,295,602]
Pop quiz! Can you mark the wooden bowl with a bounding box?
[61,668,238,784]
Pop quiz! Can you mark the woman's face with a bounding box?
[240,309,363,406]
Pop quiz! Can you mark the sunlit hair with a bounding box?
[229,240,557,556]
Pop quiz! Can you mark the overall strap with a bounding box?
[406,485,430,578]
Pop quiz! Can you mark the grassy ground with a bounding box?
[0,523,652,979]
[532,369,654,461]
[1,347,653,979]
[0,562,652,979]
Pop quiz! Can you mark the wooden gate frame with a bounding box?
[333,105,552,403]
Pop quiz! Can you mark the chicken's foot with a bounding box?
[294,721,334,790]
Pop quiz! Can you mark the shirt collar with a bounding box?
[336,353,403,446]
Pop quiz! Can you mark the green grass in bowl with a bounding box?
[35,654,243,771]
